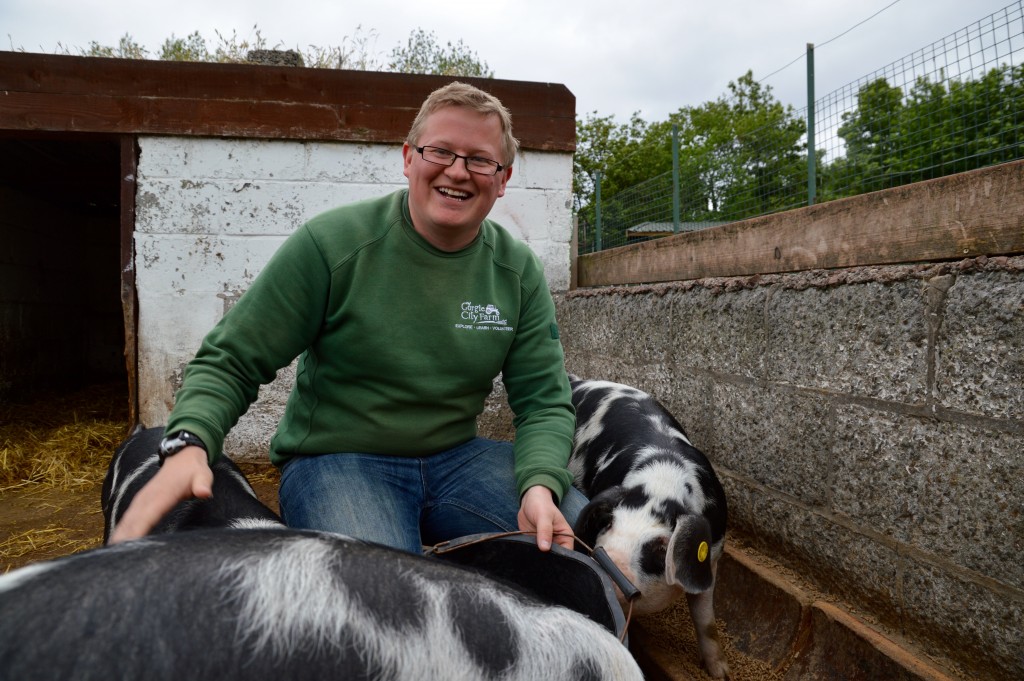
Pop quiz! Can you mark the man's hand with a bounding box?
[517,485,574,552]
[108,446,213,544]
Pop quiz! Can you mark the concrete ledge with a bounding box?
[786,601,957,681]
[632,544,959,681]
[714,543,813,669]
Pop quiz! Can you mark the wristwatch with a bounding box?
[158,430,208,462]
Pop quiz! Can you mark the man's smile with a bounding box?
[437,186,472,201]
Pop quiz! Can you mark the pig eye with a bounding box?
[640,536,669,575]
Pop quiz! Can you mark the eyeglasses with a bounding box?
[415,146,505,176]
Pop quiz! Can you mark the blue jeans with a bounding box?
[278,437,589,554]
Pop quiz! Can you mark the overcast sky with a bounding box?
[3,0,1018,122]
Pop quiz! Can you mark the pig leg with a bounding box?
[685,559,730,679]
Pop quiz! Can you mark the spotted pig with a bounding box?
[0,528,644,681]
[569,377,729,679]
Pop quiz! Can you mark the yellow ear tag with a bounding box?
[697,541,709,563]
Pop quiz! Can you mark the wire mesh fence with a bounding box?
[579,1,1024,254]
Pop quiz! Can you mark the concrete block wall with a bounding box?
[554,256,1024,681]
[134,135,573,452]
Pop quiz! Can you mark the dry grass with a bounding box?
[0,382,129,491]
[238,462,280,487]
[0,524,102,563]
[1,383,127,571]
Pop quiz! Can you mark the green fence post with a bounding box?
[595,171,603,252]
[672,124,680,233]
[806,42,816,206]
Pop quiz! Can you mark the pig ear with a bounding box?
[665,515,714,593]
[573,486,626,551]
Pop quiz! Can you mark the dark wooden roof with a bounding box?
[0,51,576,152]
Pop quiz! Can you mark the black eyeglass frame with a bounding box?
[414,145,505,176]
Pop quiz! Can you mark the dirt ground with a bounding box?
[0,483,104,571]
[634,609,783,681]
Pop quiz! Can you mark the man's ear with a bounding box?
[496,165,512,197]
[402,142,414,179]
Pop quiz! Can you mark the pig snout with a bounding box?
[585,511,715,615]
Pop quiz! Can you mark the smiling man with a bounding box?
[111,82,581,555]
[403,103,511,251]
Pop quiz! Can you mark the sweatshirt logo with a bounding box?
[456,301,514,332]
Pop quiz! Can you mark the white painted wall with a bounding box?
[134,135,574,450]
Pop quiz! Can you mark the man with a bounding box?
[110,82,580,553]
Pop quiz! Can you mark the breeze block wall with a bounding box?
[552,226,1023,679]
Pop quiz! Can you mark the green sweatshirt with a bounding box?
[165,189,575,500]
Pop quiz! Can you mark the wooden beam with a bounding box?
[577,160,1024,287]
[119,135,139,429]
[0,52,576,151]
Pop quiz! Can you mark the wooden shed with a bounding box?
[0,51,577,426]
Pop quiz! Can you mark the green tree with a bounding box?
[82,33,148,59]
[573,111,651,250]
[159,31,210,62]
[928,64,1023,174]
[827,64,1023,199]
[710,71,807,219]
[830,78,904,195]
[70,26,491,77]
[386,28,492,77]
[208,26,271,63]
[302,26,381,70]
[573,112,651,207]
[574,70,807,250]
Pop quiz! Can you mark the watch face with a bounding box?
[159,435,184,457]
[159,431,204,457]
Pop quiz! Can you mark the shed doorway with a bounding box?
[0,132,133,415]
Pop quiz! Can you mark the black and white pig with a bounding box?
[101,426,283,543]
[569,377,730,679]
[0,528,644,681]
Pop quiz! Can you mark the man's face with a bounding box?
[403,106,512,251]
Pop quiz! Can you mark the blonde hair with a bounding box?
[406,81,519,168]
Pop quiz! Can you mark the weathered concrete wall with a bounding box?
[553,256,1024,681]
[134,135,573,448]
